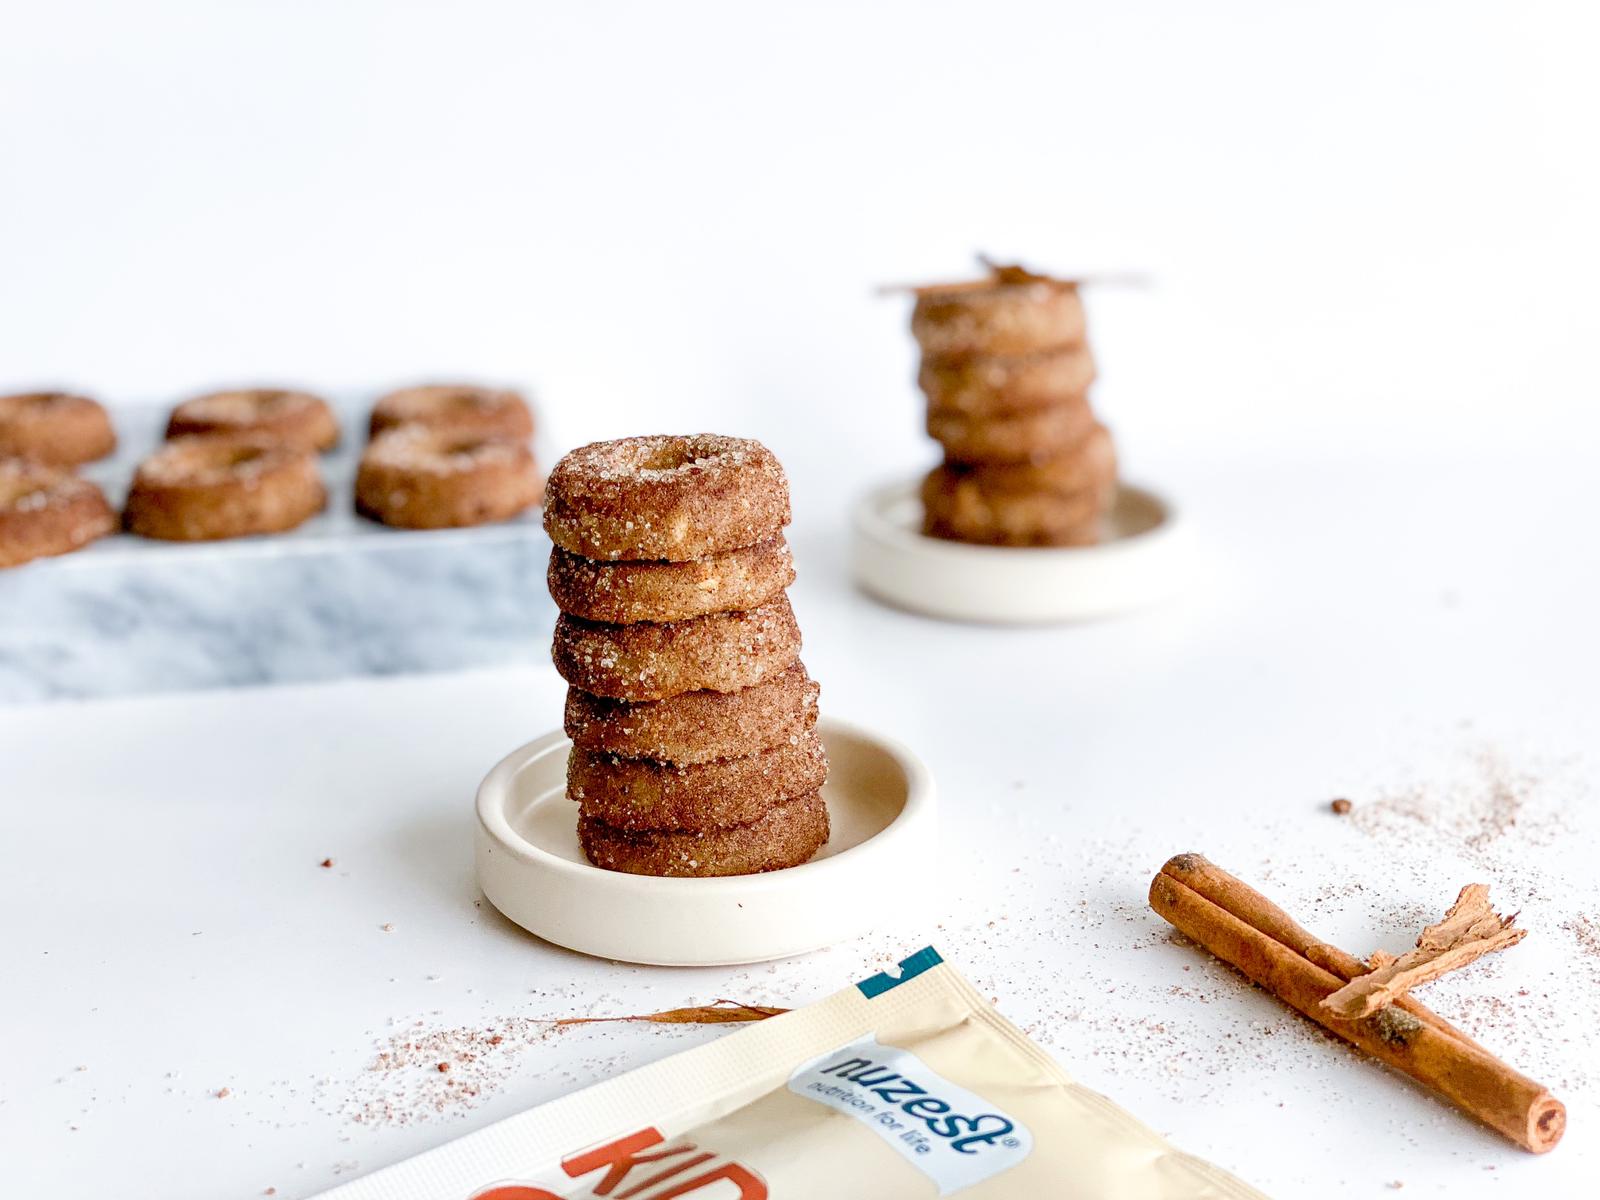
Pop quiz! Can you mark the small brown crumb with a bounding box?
[1330,798,1353,815]
[380,923,394,932]
[319,858,334,868]
[265,1190,277,1196]
[436,1062,451,1073]
[1387,1184,1404,1191]
[215,1087,231,1099]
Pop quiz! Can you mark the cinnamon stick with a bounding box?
[1322,884,1524,1019]
[1149,853,1565,1153]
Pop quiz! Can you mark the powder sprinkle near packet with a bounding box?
[319,948,1266,1199]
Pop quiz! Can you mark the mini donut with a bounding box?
[544,434,790,562]
[548,537,794,623]
[579,790,829,877]
[123,434,325,541]
[565,661,820,765]
[570,730,828,832]
[922,455,1113,547]
[166,388,340,452]
[0,391,117,466]
[355,426,543,529]
[0,459,116,568]
[553,595,801,702]
[911,265,1086,360]
[368,384,534,440]
[918,345,1096,416]
[928,392,1096,464]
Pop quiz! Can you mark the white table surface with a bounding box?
[3,449,1597,1200]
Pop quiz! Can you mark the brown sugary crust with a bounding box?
[368,384,534,441]
[548,537,794,623]
[570,730,828,832]
[918,345,1096,415]
[124,435,326,542]
[543,434,791,561]
[355,427,543,529]
[912,275,1085,360]
[922,432,1115,547]
[928,392,1096,464]
[553,595,801,702]
[0,459,116,568]
[579,790,829,876]
[941,422,1117,499]
[565,663,820,765]
[167,388,340,453]
[0,392,117,466]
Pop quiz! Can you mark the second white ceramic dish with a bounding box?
[850,476,1186,624]
[475,716,935,966]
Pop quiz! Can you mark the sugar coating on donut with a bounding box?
[0,391,117,466]
[927,392,1097,465]
[369,384,533,439]
[569,730,828,832]
[911,265,1087,361]
[918,344,1097,415]
[552,595,802,701]
[564,662,820,765]
[578,789,829,876]
[356,426,543,529]
[124,435,325,541]
[547,537,794,623]
[544,434,790,561]
[134,435,299,487]
[0,459,117,566]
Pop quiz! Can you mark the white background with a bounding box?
[4,3,1600,1199]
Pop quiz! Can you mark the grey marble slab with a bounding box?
[0,405,554,703]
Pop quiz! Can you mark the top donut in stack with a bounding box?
[913,262,1119,547]
[544,434,829,877]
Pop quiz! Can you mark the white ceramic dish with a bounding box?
[850,476,1186,624]
[475,716,935,966]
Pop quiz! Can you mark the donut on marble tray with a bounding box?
[355,426,543,529]
[0,391,117,466]
[123,434,326,541]
[166,388,340,453]
[547,537,794,624]
[569,730,828,832]
[543,433,790,562]
[578,790,829,877]
[552,595,802,702]
[564,661,820,765]
[368,384,534,441]
[0,458,116,568]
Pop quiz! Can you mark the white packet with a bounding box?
[319,947,1267,1199]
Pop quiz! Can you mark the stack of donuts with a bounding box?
[912,262,1119,547]
[543,434,829,877]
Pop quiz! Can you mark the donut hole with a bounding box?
[639,442,700,472]
[443,437,490,457]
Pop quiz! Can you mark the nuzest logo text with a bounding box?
[788,1035,1032,1194]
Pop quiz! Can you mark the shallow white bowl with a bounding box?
[474,717,935,966]
[851,476,1186,624]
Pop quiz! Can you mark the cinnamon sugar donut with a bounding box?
[544,434,790,562]
[941,422,1118,499]
[918,345,1096,415]
[928,392,1096,465]
[0,391,117,466]
[0,459,116,567]
[911,265,1086,360]
[548,537,794,623]
[369,384,534,440]
[355,426,542,529]
[579,790,829,876]
[123,435,325,541]
[570,731,828,832]
[553,595,801,702]
[565,662,820,765]
[922,450,1113,548]
[166,388,339,452]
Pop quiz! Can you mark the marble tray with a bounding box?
[0,406,554,702]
